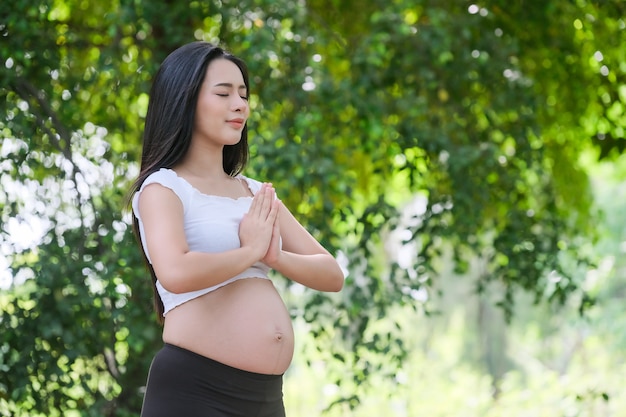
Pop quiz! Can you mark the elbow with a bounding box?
[157,277,185,294]
[153,268,189,294]
[319,255,344,292]
[327,269,345,292]
[329,279,344,292]
[160,281,187,294]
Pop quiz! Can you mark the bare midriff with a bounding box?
[161,278,294,375]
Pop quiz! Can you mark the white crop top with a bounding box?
[132,168,274,315]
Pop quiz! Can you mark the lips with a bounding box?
[226,118,245,128]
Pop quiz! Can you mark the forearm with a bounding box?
[270,251,344,292]
[156,246,258,294]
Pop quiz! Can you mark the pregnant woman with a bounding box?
[128,41,344,417]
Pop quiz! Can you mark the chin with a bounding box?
[224,137,243,146]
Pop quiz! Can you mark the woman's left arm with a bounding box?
[262,201,344,292]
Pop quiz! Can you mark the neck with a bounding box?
[176,141,227,179]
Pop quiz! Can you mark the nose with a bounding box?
[233,95,248,112]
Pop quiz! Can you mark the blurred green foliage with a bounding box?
[0,0,624,415]
[285,163,626,416]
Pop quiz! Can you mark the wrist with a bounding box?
[240,244,263,266]
[264,249,284,270]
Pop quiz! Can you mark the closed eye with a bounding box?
[216,93,248,100]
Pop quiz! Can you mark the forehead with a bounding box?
[204,58,245,86]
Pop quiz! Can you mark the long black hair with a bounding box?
[128,41,250,322]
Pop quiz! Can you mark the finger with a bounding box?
[248,184,265,216]
[259,184,274,218]
[267,197,280,224]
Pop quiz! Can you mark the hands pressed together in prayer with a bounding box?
[239,183,282,267]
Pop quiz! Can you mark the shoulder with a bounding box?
[142,168,179,188]
[236,174,264,195]
[132,168,193,214]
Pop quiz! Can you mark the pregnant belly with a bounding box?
[162,278,294,375]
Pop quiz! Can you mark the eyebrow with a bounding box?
[212,82,247,90]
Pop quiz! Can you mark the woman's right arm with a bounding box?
[137,182,278,294]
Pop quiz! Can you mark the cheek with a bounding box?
[195,98,221,121]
